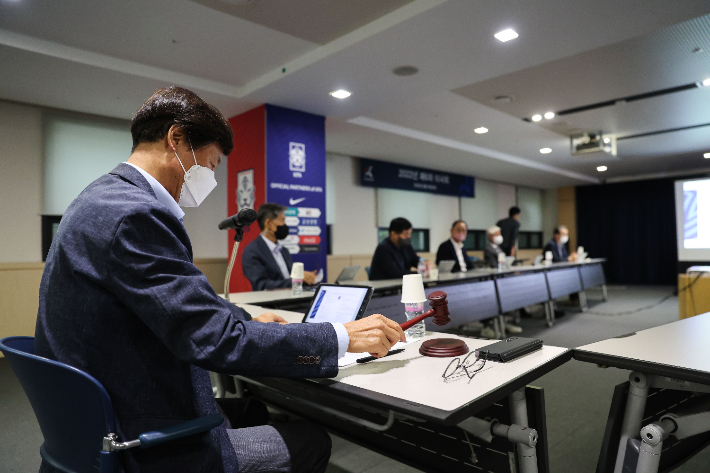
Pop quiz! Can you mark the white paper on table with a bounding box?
[337,339,420,368]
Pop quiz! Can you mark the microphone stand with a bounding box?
[223,228,244,302]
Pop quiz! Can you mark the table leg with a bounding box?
[509,387,538,473]
[602,284,608,301]
[579,291,588,312]
[614,372,653,473]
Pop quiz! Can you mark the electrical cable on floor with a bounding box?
[583,273,703,317]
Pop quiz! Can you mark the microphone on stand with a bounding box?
[218,208,257,230]
[220,208,258,302]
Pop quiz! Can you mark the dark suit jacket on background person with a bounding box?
[242,235,293,290]
[34,164,338,473]
[543,239,569,262]
[369,238,419,280]
[435,239,473,273]
[496,217,520,256]
[484,243,505,268]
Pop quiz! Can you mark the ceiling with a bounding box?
[1,0,710,188]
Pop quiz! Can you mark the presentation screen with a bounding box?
[675,177,710,261]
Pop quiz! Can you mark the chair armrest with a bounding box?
[138,414,224,449]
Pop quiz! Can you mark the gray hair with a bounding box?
[487,225,501,235]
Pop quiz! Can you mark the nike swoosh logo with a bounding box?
[289,197,306,205]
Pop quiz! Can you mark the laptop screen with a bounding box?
[304,285,370,324]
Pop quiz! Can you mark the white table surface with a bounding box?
[575,313,710,374]
[328,332,569,412]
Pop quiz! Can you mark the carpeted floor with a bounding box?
[2,285,709,472]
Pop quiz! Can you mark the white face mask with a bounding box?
[493,235,504,245]
[560,235,569,244]
[174,142,217,208]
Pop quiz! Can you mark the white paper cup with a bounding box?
[545,251,553,261]
[290,262,304,280]
[401,274,426,303]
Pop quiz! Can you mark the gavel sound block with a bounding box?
[399,291,469,358]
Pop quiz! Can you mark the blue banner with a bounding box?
[265,104,327,278]
[359,158,474,197]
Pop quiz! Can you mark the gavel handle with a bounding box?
[400,308,435,330]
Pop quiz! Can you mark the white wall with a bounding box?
[0,101,43,262]
[496,183,517,222]
[182,161,228,258]
[326,154,378,255]
[43,114,132,215]
[460,179,498,229]
[518,187,543,231]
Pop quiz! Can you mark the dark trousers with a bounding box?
[216,397,331,473]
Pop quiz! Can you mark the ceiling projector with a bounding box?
[570,132,616,156]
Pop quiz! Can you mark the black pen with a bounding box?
[356,348,405,364]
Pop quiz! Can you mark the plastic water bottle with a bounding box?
[404,302,426,339]
[291,279,303,296]
[417,258,427,278]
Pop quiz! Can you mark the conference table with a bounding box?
[573,313,710,473]
[227,259,607,333]
[235,305,572,473]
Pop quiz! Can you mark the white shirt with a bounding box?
[260,234,291,279]
[450,238,468,272]
[125,162,185,221]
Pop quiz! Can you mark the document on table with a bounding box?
[338,339,419,368]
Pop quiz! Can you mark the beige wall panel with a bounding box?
[0,263,45,357]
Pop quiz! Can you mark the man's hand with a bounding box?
[569,252,578,262]
[303,270,317,286]
[253,313,289,324]
[344,314,406,358]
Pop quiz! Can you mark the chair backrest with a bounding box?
[0,337,116,473]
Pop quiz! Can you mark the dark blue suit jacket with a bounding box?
[543,239,569,262]
[435,240,473,273]
[241,236,293,290]
[35,164,338,473]
[369,238,419,280]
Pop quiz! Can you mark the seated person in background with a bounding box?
[543,225,578,262]
[483,225,505,268]
[496,206,521,257]
[480,224,523,338]
[369,217,421,280]
[436,220,474,272]
[242,203,317,290]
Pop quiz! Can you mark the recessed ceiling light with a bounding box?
[603,137,611,144]
[544,112,555,119]
[531,114,542,122]
[329,90,351,99]
[474,127,488,134]
[540,148,552,154]
[703,78,710,87]
[704,152,710,159]
[597,166,608,172]
[494,29,519,42]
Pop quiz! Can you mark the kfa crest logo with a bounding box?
[236,169,255,212]
[364,165,374,182]
[289,142,306,177]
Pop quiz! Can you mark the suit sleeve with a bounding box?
[109,209,338,378]
[463,249,475,270]
[242,243,291,291]
[484,247,497,268]
[435,242,446,266]
[372,245,415,279]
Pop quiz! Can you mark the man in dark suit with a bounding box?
[34,87,405,473]
[369,217,422,280]
[436,220,474,272]
[543,225,578,262]
[496,206,521,257]
[483,225,505,268]
[242,203,317,290]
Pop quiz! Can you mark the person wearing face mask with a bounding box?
[241,203,317,290]
[34,87,406,473]
[369,217,422,280]
[436,220,474,272]
[483,225,506,268]
[543,225,578,262]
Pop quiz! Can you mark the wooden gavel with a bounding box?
[400,291,450,330]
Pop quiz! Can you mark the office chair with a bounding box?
[0,336,223,473]
[365,266,371,278]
